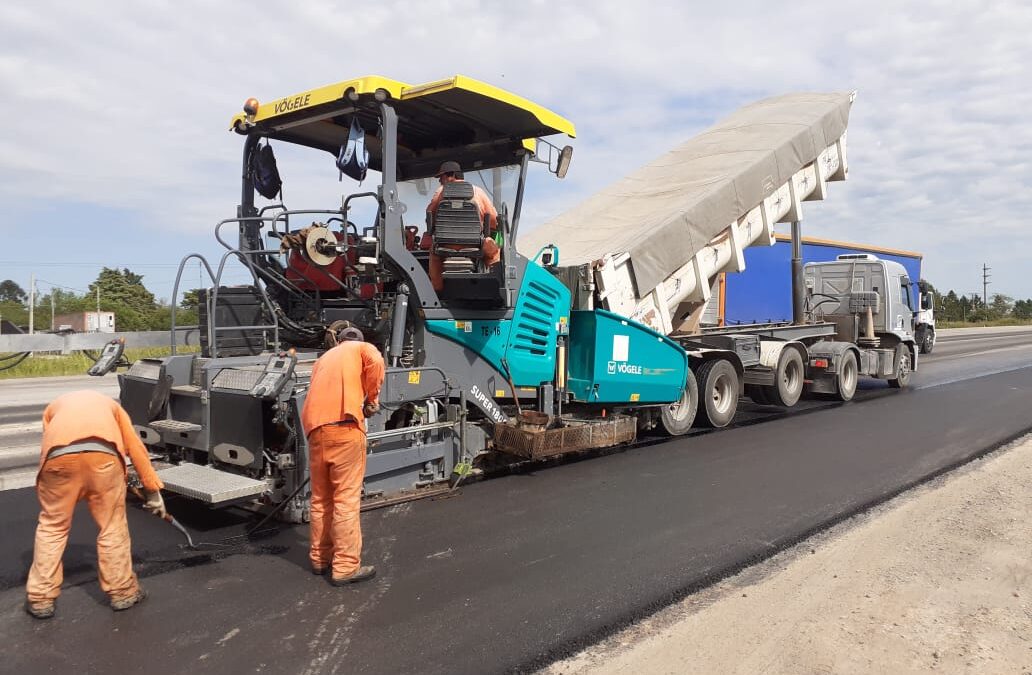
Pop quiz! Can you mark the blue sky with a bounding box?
[2,0,1031,303]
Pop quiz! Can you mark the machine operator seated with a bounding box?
[426,161,500,293]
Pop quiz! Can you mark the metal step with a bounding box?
[170,384,203,397]
[156,463,268,504]
[150,419,202,433]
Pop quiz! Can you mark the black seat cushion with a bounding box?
[433,182,485,252]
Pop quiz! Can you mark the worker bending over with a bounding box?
[301,326,385,584]
[426,160,500,292]
[25,390,166,620]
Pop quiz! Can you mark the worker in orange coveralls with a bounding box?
[301,326,385,585]
[426,160,500,292]
[25,390,166,620]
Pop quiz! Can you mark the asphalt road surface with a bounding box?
[0,328,1031,674]
[0,375,120,489]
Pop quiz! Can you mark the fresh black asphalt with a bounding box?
[2,362,1031,674]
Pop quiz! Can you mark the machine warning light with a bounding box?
[243,98,260,121]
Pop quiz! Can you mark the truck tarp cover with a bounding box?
[520,92,854,296]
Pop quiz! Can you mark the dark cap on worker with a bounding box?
[337,327,364,342]
[435,160,461,177]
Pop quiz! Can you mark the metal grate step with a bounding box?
[150,419,202,433]
[157,463,268,504]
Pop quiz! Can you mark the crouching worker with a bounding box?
[301,326,385,585]
[25,390,165,619]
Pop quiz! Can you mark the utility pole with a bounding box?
[28,272,35,335]
[982,263,991,311]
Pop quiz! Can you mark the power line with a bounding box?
[35,278,90,294]
[0,261,184,268]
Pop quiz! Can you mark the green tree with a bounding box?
[0,301,27,329]
[151,302,198,331]
[180,288,203,310]
[937,289,967,322]
[87,267,158,331]
[991,293,1013,319]
[1014,299,1032,320]
[0,279,26,304]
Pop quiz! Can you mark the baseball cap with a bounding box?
[435,160,461,177]
[337,327,364,342]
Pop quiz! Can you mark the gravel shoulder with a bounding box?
[546,436,1032,675]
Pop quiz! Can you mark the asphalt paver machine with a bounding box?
[118,75,689,520]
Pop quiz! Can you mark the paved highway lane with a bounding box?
[1,330,1031,674]
[0,375,121,488]
[916,327,1032,388]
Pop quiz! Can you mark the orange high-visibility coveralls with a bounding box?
[301,340,385,578]
[26,390,163,606]
[427,183,500,292]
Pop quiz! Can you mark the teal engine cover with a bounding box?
[425,262,570,387]
[567,309,687,404]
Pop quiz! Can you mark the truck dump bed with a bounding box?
[520,92,855,335]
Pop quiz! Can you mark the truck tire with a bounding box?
[888,344,912,389]
[696,359,739,428]
[659,368,699,435]
[919,329,934,355]
[834,350,859,402]
[767,347,804,408]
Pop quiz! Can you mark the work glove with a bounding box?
[142,490,168,519]
[362,402,380,418]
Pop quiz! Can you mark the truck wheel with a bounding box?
[834,350,858,402]
[889,344,912,389]
[767,347,804,408]
[920,330,934,355]
[659,368,698,435]
[696,359,739,428]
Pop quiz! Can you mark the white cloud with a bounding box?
[1,0,1031,298]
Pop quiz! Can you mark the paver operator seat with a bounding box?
[428,181,502,304]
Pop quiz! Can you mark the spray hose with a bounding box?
[130,476,311,551]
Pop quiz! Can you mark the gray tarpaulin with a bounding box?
[519,92,854,296]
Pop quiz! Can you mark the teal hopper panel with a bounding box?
[567,309,688,404]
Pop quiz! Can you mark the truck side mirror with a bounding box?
[920,292,933,310]
[556,146,573,179]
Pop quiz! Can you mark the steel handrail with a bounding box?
[211,249,282,358]
[170,254,219,355]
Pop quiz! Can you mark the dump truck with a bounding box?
[102,78,914,519]
[717,235,936,353]
[521,90,918,426]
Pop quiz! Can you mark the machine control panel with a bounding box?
[250,351,297,399]
[88,338,126,377]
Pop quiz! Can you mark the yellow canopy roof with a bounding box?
[230,75,575,179]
